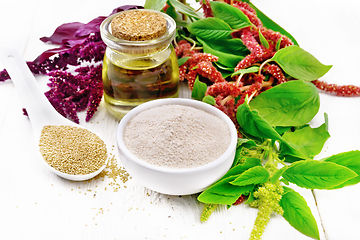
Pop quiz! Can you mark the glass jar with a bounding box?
[100,9,179,119]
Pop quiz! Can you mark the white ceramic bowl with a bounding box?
[116,98,238,195]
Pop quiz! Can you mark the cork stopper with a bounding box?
[111,10,167,41]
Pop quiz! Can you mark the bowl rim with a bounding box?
[116,98,238,174]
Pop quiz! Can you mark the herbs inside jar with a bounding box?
[100,9,179,119]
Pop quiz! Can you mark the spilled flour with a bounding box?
[123,104,231,168]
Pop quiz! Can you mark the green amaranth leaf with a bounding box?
[270,166,288,184]
[275,126,292,135]
[203,38,249,55]
[198,38,245,68]
[244,190,255,204]
[144,0,167,11]
[202,95,216,106]
[191,76,207,101]
[178,57,189,67]
[236,98,284,142]
[223,157,262,181]
[236,138,258,149]
[197,175,255,205]
[165,4,189,27]
[249,2,298,45]
[280,187,320,240]
[258,29,269,48]
[231,66,259,77]
[236,96,304,159]
[230,166,270,186]
[213,62,234,72]
[271,45,332,81]
[324,150,360,189]
[280,123,330,162]
[282,160,357,189]
[168,0,202,20]
[213,62,234,79]
[275,37,282,51]
[249,80,320,127]
[210,1,252,29]
[188,18,233,41]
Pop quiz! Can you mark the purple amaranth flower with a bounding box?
[1,5,143,121]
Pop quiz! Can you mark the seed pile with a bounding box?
[39,125,107,175]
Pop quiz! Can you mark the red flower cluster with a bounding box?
[312,80,360,97]
[176,40,225,89]
[193,0,360,128]
[181,1,295,128]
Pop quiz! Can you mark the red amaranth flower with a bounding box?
[259,27,293,49]
[233,195,246,205]
[263,64,287,84]
[196,61,226,84]
[201,0,213,18]
[206,81,241,98]
[232,1,262,27]
[175,40,196,58]
[312,80,360,97]
[238,74,265,105]
[179,51,221,89]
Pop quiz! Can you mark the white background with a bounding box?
[1,0,359,239]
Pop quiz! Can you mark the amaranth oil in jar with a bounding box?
[100,9,179,119]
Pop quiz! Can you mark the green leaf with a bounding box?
[178,57,189,67]
[237,138,258,149]
[324,150,360,188]
[271,45,332,81]
[280,187,320,240]
[249,80,320,127]
[231,66,259,77]
[213,62,234,72]
[270,166,288,184]
[249,3,298,45]
[258,29,269,48]
[280,123,330,161]
[275,126,292,135]
[202,38,249,55]
[202,95,216,105]
[165,5,190,27]
[210,1,252,29]
[197,175,255,205]
[198,38,245,68]
[213,62,234,79]
[275,37,282,51]
[230,166,270,186]
[236,99,284,142]
[282,160,357,189]
[223,157,262,180]
[188,18,233,41]
[168,0,202,20]
[244,190,255,204]
[191,76,207,101]
[144,0,167,11]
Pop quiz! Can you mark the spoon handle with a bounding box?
[0,48,61,141]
